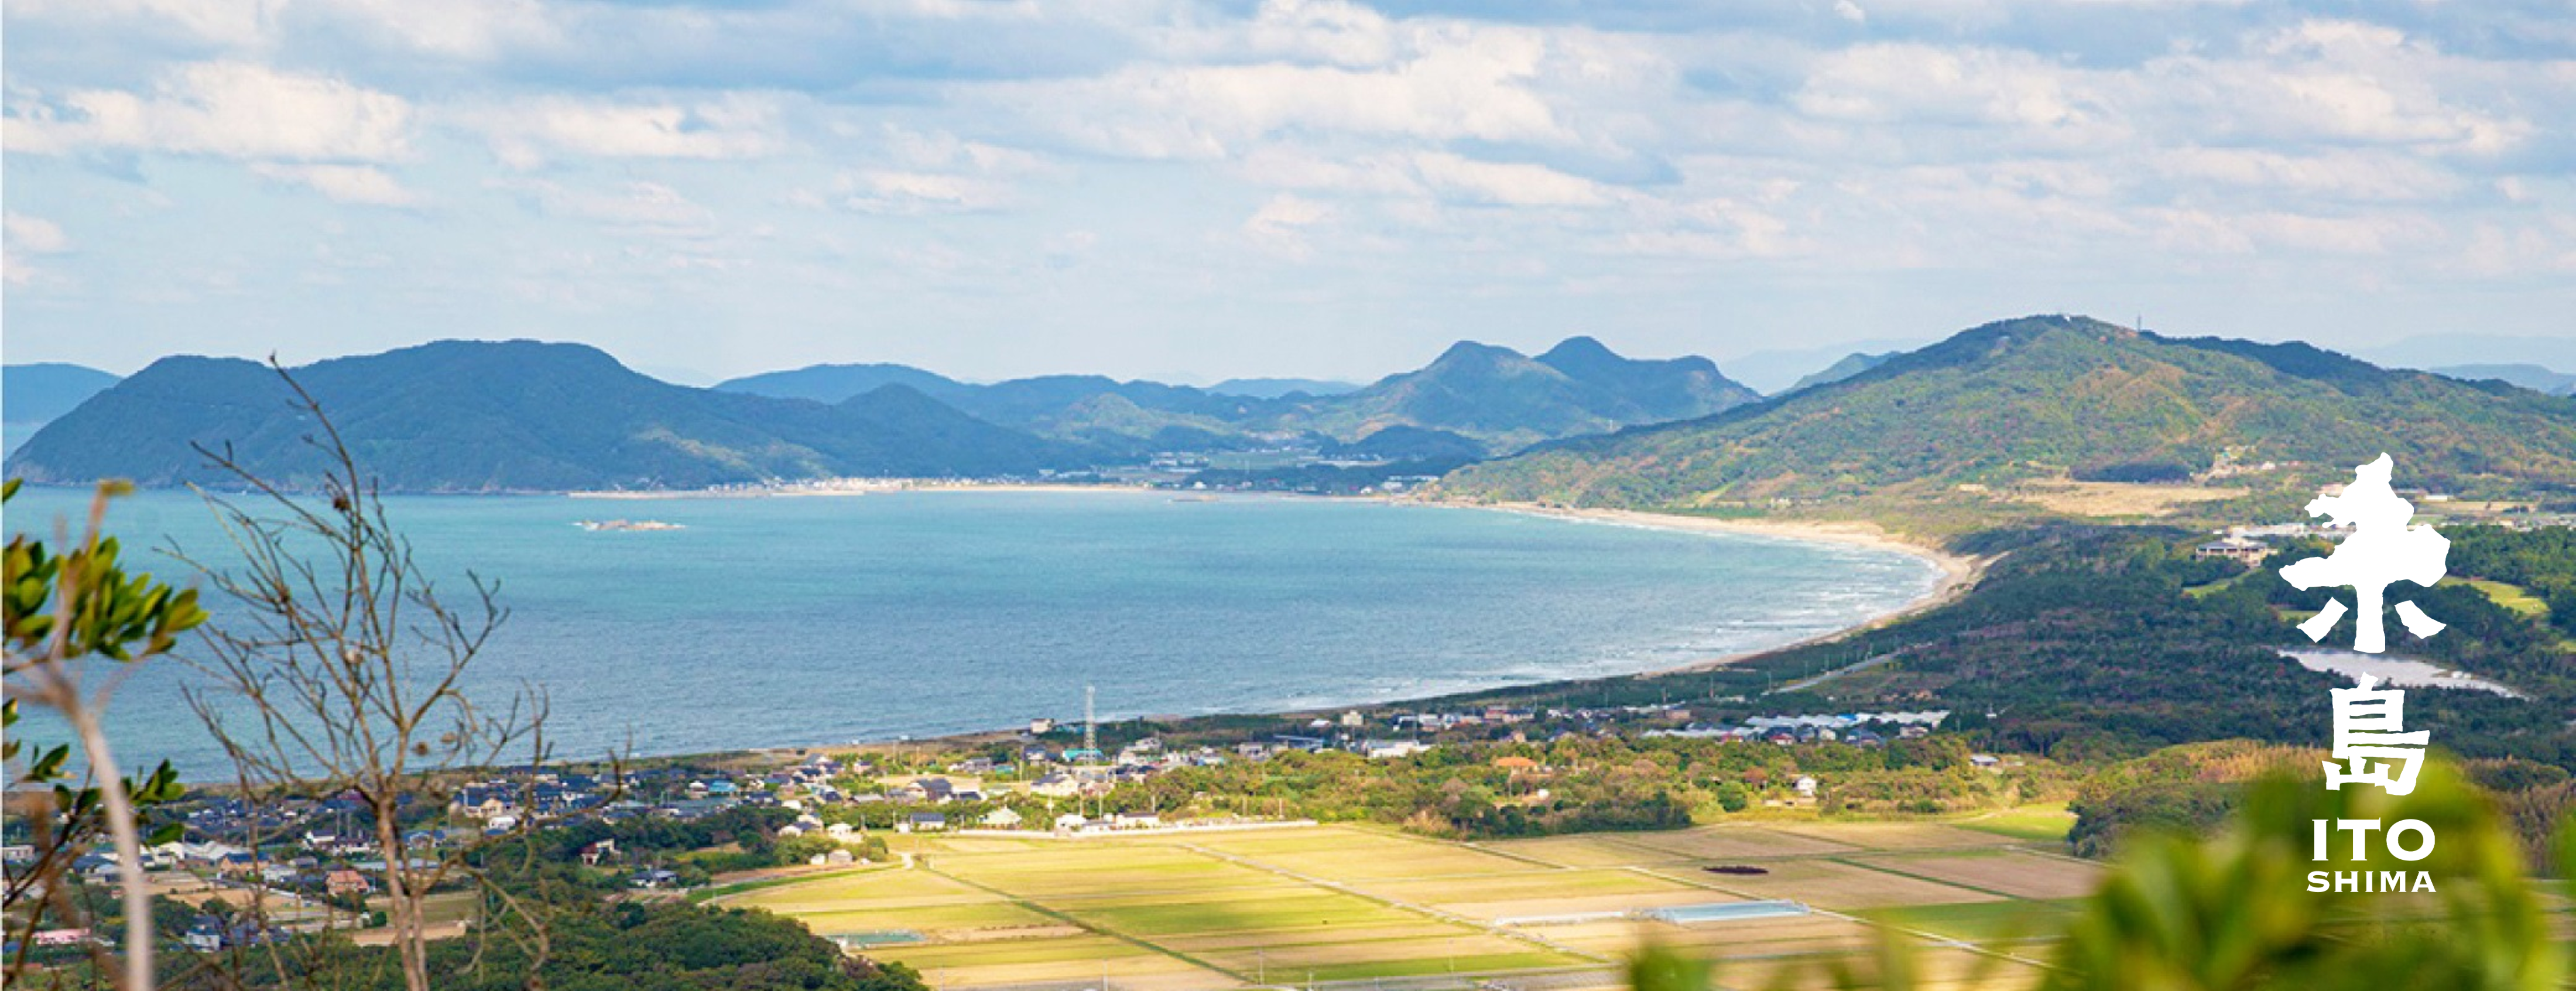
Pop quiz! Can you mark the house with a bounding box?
[32,928,90,948]
[184,916,277,953]
[981,808,1024,828]
[1356,739,1428,760]
[1492,756,1539,771]
[1053,814,1088,832]
[900,812,948,834]
[326,869,375,897]
[630,869,681,890]
[73,853,122,883]
[578,839,619,866]
[2194,538,2269,564]
[1113,812,1161,829]
[1029,773,1082,798]
[1969,754,2002,769]
[1793,776,1819,798]
[895,777,958,803]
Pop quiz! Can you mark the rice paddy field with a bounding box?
[715,811,2106,991]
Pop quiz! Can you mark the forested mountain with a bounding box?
[3,362,121,424]
[708,363,970,405]
[1443,315,2576,509]
[5,341,1090,492]
[720,337,1758,453]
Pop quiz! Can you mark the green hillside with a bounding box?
[4,341,1091,492]
[1442,315,2576,515]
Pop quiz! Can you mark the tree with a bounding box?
[172,368,559,991]
[4,478,205,989]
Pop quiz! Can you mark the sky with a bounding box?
[4,0,2574,387]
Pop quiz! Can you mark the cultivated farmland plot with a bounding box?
[718,814,2098,990]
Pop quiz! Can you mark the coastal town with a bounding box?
[2,692,2009,958]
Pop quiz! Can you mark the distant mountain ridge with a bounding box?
[1786,351,1895,394]
[1207,378,1360,399]
[4,363,122,424]
[1443,315,2576,509]
[6,341,1091,492]
[2431,364,2576,397]
[718,337,1759,454]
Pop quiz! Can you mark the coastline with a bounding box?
[1464,502,1982,675]
[744,493,1985,757]
[567,481,1162,499]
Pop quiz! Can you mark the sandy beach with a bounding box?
[732,492,1988,755]
[1467,502,1985,674]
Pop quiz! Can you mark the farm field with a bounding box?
[719,813,2098,990]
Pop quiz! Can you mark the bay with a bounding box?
[4,486,1938,777]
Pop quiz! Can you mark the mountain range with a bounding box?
[8,337,1755,492]
[5,342,1086,492]
[1444,315,2576,510]
[15,318,2576,499]
[716,337,1759,455]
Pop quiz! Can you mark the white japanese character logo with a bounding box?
[2280,454,2448,654]
[2324,674,2428,795]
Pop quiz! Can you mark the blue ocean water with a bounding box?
[4,486,1937,776]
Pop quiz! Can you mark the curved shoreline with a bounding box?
[1460,502,1982,675]
[747,496,1983,755]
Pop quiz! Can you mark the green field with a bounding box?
[2458,578,2551,619]
[1954,804,2077,844]
[722,815,2099,990]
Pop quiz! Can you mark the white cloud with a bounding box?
[3,213,73,287]
[251,163,423,205]
[806,172,1017,215]
[6,0,283,49]
[1020,20,1576,159]
[494,179,717,235]
[1161,0,1399,68]
[1410,153,1611,207]
[4,214,71,256]
[5,61,412,162]
[1242,193,1332,257]
[306,0,560,60]
[1796,43,2116,140]
[469,94,785,169]
[2154,146,2459,202]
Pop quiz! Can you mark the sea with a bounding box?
[3,486,1940,778]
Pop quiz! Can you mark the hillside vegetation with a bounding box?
[1442,316,2576,516]
[4,342,1090,492]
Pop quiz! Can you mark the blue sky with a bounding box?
[4,0,2572,386]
